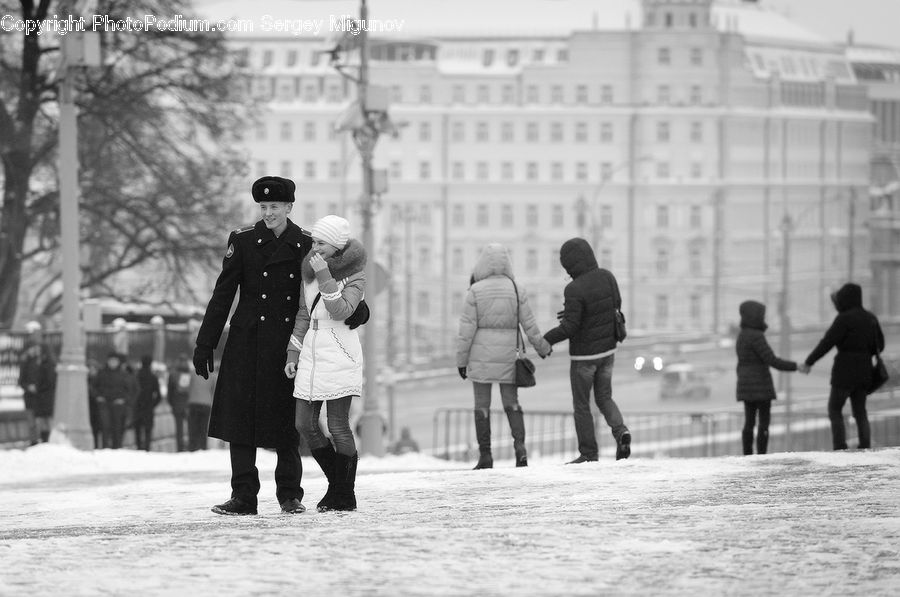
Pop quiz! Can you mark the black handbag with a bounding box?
[869,352,889,395]
[510,279,536,388]
[614,309,627,343]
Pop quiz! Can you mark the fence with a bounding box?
[431,390,900,463]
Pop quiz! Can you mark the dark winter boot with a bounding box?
[320,452,357,512]
[756,429,769,455]
[505,406,528,467]
[310,444,337,511]
[742,428,754,455]
[473,409,493,470]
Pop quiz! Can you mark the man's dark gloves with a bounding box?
[193,345,214,379]
[345,299,370,330]
[458,367,467,380]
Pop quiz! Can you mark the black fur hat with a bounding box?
[251,176,296,203]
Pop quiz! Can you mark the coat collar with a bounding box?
[301,238,367,282]
[254,219,306,264]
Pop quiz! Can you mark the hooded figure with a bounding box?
[804,283,885,450]
[734,300,797,455]
[456,243,551,469]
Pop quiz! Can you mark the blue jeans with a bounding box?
[472,382,519,417]
[296,396,356,456]
[570,355,627,459]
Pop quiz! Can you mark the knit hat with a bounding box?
[311,215,350,249]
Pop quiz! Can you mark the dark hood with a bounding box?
[831,283,862,312]
[739,300,767,331]
[559,238,598,278]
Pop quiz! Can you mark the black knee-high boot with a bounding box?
[505,406,527,467]
[310,445,337,511]
[321,452,357,512]
[473,409,492,469]
[756,429,769,455]
[742,428,754,455]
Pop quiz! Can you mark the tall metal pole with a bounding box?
[51,26,93,449]
[355,0,385,456]
[779,213,793,451]
[848,187,856,281]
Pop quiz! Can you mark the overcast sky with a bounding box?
[770,0,899,47]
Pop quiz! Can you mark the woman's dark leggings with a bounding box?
[742,401,771,455]
[828,386,870,450]
[295,395,356,456]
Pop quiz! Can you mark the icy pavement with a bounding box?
[1,446,899,596]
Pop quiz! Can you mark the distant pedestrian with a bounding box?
[389,427,420,455]
[455,243,551,469]
[543,238,632,463]
[187,366,216,451]
[167,356,191,452]
[735,301,798,455]
[134,355,162,451]
[17,341,56,444]
[93,352,134,449]
[86,359,102,448]
[285,215,366,512]
[800,283,885,450]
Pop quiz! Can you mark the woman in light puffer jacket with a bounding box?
[456,243,551,469]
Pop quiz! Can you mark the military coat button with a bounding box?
[262,294,267,299]
[263,272,268,277]
[289,273,294,278]
[260,316,265,321]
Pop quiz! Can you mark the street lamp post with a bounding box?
[778,213,793,451]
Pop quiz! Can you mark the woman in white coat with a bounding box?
[456,243,551,469]
[285,215,365,511]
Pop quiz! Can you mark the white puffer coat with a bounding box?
[287,239,366,401]
[456,244,551,383]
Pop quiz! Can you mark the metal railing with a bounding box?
[432,390,900,463]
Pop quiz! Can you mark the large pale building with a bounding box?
[208,0,873,361]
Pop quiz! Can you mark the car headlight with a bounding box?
[652,357,663,371]
[634,357,645,370]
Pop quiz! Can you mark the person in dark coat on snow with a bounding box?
[193,176,368,516]
[543,238,631,463]
[800,283,885,450]
[134,355,161,451]
[18,341,57,444]
[734,301,797,455]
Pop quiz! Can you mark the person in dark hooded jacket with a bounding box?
[735,301,797,455]
[801,283,885,450]
[543,238,631,462]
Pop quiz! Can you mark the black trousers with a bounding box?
[229,442,304,506]
[828,386,870,450]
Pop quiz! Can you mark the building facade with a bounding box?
[214,0,873,361]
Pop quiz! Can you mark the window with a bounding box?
[690,85,702,105]
[452,247,464,273]
[390,161,402,179]
[690,121,703,143]
[689,13,698,29]
[506,49,519,67]
[557,48,569,62]
[526,122,539,142]
[656,248,669,275]
[501,162,513,180]
[656,162,670,179]
[658,47,671,65]
[690,162,703,179]
[419,161,431,180]
[452,122,464,142]
[452,204,464,226]
[419,246,431,271]
[419,85,432,104]
[526,85,539,103]
[476,161,488,181]
[302,122,315,141]
[551,162,563,181]
[600,162,613,181]
[419,122,431,142]
[656,295,669,326]
[501,84,515,104]
[690,294,701,321]
[657,121,670,142]
[326,84,341,102]
[451,162,464,180]
[552,204,564,227]
[600,122,614,143]
[601,85,614,104]
[477,85,490,104]
[551,85,563,104]
[482,49,494,67]
[476,122,489,142]
[658,85,670,104]
[501,122,514,142]
[575,122,588,142]
[477,204,489,227]
[664,12,673,28]
[526,162,538,180]
[501,204,513,227]
[689,247,702,275]
[280,121,292,141]
[390,85,402,103]
[532,48,545,62]
[304,161,318,180]
[600,205,612,228]
[690,205,702,228]
[690,47,703,66]
[550,122,563,142]
[303,85,317,102]
[262,49,273,67]
[526,204,538,227]
[576,84,588,104]
[452,84,465,103]
[328,161,340,179]
[656,205,669,228]
[576,162,588,181]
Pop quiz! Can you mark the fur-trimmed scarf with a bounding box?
[301,238,367,283]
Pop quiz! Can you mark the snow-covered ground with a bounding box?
[1,445,899,596]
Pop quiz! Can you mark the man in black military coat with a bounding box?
[193,176,312,515]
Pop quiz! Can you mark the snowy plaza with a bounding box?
[1,445,899,596]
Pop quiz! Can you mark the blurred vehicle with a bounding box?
[634,354,665,375]
[659,363,711,400]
